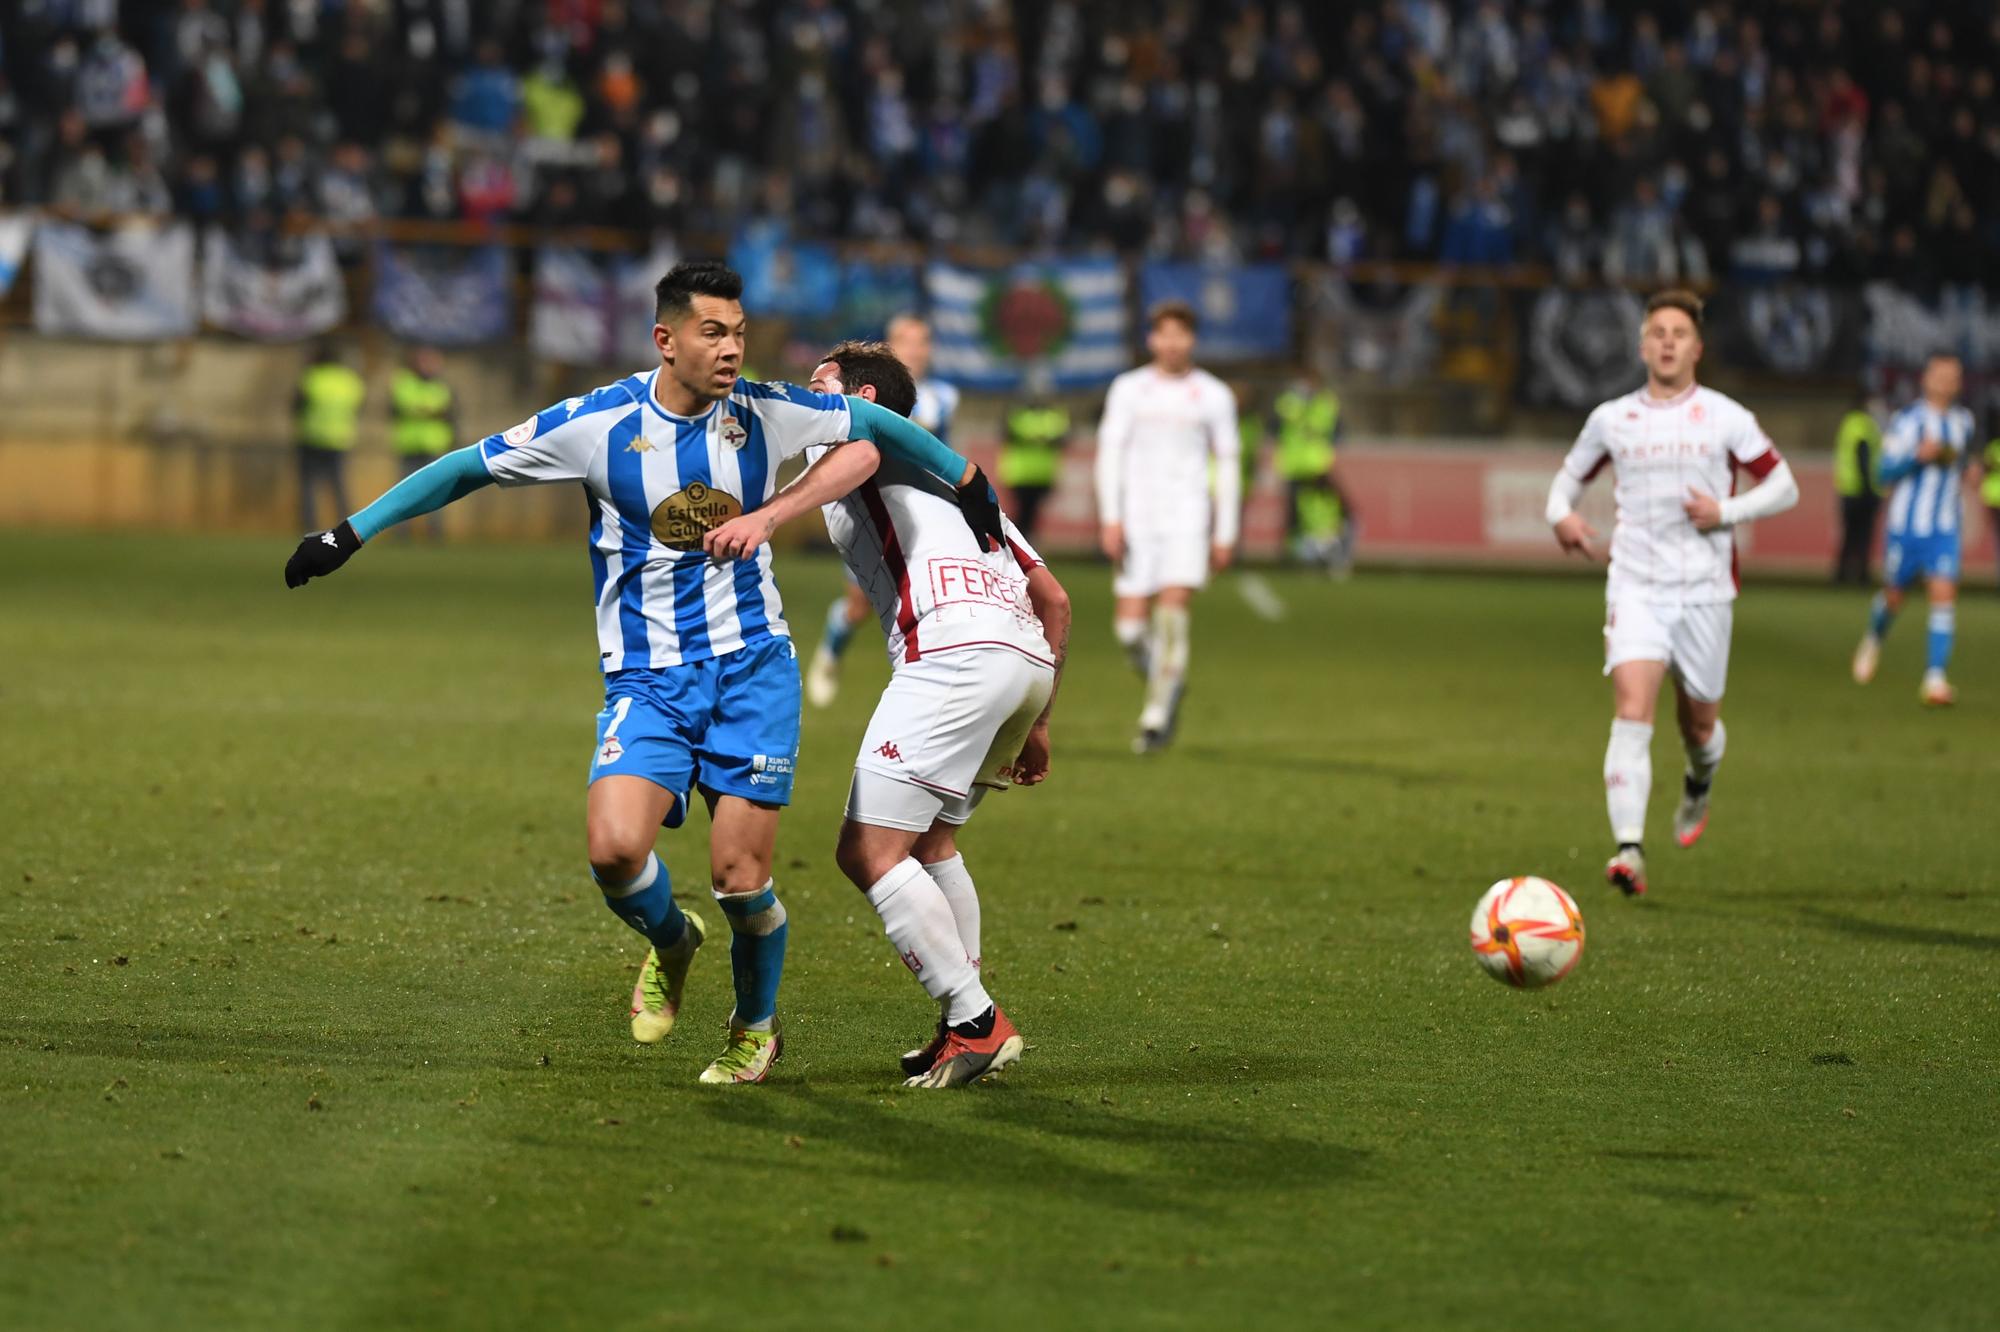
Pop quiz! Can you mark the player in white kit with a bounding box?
[705,340,1070,1088]
[804,313,961,707]
[1544,290,1799,897]
[1095,301,1241,753]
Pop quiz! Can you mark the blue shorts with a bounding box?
[1884,532,1960,588]
[589,636,802,823]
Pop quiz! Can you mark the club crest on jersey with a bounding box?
[718,415,748,449]
[651,480,743,551]
[596,736,624,766]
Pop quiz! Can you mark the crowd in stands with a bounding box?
[1,1,1995,291]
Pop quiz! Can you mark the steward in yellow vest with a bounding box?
[388,346,459,539]
[1832,398,1881,584]
[294,342,365,531]
[1272,375,1356,574]
[997,401,1070,540]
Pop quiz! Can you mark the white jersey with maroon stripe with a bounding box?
[811,444,1051,668]
[1093,364,1242,545]
[1559,383,1783,605]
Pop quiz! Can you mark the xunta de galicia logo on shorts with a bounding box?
[651,481,743,551]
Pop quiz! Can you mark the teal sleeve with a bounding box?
[348,445,495,541]
[844,396,971,485]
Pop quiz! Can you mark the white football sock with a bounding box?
[866,858,991,1024]
[1685,718,1726,789]
[1604,719,1653,846]
[922,852,981,969]
[1114,615,1148,672]
[1140,604,1190,729]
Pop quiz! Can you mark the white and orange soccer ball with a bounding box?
[1469,876,1586,989]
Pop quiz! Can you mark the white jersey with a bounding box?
[812,444,1051,670]
[1559,383,1783,605]
[1093,365,1241,545]
[479,369,853,671]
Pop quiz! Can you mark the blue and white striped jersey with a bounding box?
[1881,399,1976,539]
[913,378,960,443]
[478,369,852,671]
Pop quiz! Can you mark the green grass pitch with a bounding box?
[2,530,1996,1330]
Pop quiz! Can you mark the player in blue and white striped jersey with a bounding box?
[1852,352,1977,706]
[283,261,1008,1084]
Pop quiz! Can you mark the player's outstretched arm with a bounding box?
[1011,565,1071,787]
[284,445,495,587]
[1706,457,1799,529]
[843,396,1006,551]
[702,441,882,562]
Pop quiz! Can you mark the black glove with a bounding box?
[954,466,1007,553]
[285,520,362,588]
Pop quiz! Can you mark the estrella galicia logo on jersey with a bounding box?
[650,480,743,550]
[718,415,748,449]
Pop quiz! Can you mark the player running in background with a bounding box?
[1545,290,1799,897]
[283,262,1006,1084]
[705,340,1069,1088]
[1094,301,1241,753]
[1851,352,1976,706]
[805,313,960,707]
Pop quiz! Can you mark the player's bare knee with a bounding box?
[586,821,652,885]
[709,849,772,898]
[835,821,905,888]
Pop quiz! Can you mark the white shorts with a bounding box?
[846,646,1055,832]
[1603,598,1733,703]
[1114,533,1210,598]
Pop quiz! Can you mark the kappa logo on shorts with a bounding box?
[596,736,624,767]
[875,741,903,762]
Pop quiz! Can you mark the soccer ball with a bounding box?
[1469,876,1585,989]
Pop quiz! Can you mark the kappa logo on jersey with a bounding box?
[320,531,338,547]
[875,741,902,762]
[650,480,743,551]
[626,436,655,452]
[503,417,537,446]
[596,736,624,766]
[718,415,748,449]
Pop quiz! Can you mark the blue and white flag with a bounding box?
[373,243,511,346]
[927,259,1129,391]
[1139,261,1292,361]
[0,214,33,299]
[530,243,677,366]
[33,221,197,340]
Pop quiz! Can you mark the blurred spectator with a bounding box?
[0,0,1985,288]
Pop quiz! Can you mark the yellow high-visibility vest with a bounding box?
[998,405,1070,488]
[1833,410,1880,498]
[390,368,455,456]
[296,363,366,451]
[1275,388,1340,482]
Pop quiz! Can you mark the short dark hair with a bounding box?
[655,260,744,323]
[1148,299,1199,333]
[819,339,918,418]
[1644,289,1705,333]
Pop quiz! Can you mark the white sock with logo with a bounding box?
[1605,719,1653,845]
[1140,604,1191,730]
[866,859,990,1023]
[921,852,981,970]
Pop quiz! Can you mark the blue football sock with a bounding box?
[594,852,687,952]
[1927,606,1956,674]
[1867,593,1896,641]
[716,882,788,1029]
[822,596,855,659]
